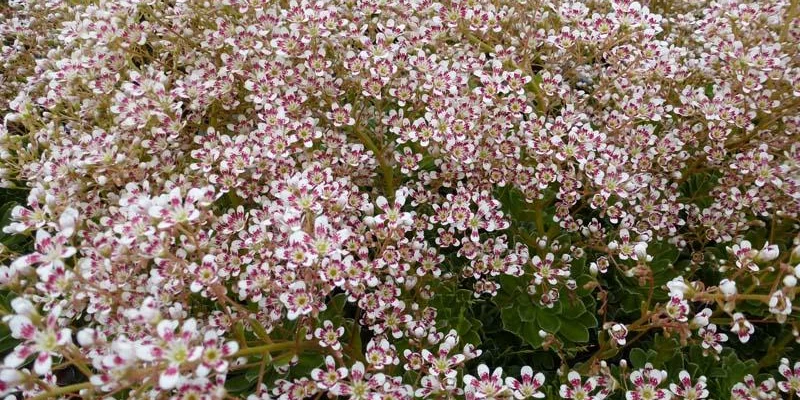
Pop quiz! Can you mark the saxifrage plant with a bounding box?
[0,0,800,398]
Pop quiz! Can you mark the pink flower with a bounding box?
[531,253,568,285]
[364,337,397,370]
[727,240,759,272]
[463,364,510,399]
[188,254,220,294]
[606,323,629,346]
[731,374,777,400]
[147,186,216,230]
[669,371,708,399]
[196,331,239,377]
[327,103,355,127]
[730,313,754,343]
[779,358,800,394]
[755,242,779,262]
[421,334,465,379]
[504,366,545,399]
[10,229,76,281]
[365,188,415,228]
[314,320,344,351]
[311,355,348,392]
[664,296,689,322]
[3,300,71,376]
[768,291,792,323]
[626,363,670,400]
[288,215,351,262]
[135,319,203,389]
[279,281,315,320]
[690,308,712,329]
[335,361,385,400]
[560,371,600,400]
[698,324,727,356]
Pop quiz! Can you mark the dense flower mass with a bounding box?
[0,0,799,397]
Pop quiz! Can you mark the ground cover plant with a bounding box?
[0,0,800,398]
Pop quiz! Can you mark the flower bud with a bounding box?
[723,301,736,313]
[691,308,712,328]
[10,297,37,318]
[719,279,737,299]
[607,323,628,345]
[624,269,635,277]
[537,238,547,249]
[0,369,23,384]
[77,328,97,347]
[791,245,800,263]
[755,243,779,263]
[784,274,797,288]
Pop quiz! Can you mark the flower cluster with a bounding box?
[0,0,799,398]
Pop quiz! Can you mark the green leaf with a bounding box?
[0,334,19,354]
[704,83,714,98]
[575,274,594,297]
[522,322,544,348]
[535,308,561,332]
[517,300,537,322]
[570,257,587,276]
[651,335,683,370]
[630,348,649,369]
[500,307,524,333]
[558,319,589,343]
[429,283,482,347]
[562,300,588,320]
[572,311,598,329]
[285,352,324,381]
[498,187,539,222]
[225,374,255,394]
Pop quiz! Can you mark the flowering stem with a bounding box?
[256,349,269,394]
[248,318,273,344]
[694,292,770,303]
[354,126,394,197]
[63,350,94,379]
[782,0,799,41]
[234,341,297,358]
[579,311,653,374]
[28,382,93,400]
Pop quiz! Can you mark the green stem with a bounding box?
[535,211,545,238]
[234,341,296,358]
[28,382,93,400]
[781,0,799,42]
[355,127,394,197]
[248,318,272,344]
